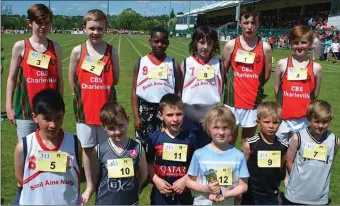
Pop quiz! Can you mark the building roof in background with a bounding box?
[176,0,261,17]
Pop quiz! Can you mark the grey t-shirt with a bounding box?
[285,128,338,205]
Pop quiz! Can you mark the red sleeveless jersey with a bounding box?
[73,43,116,125]
[224,37,265,109]
[14,39,58,119]
[278,56,315,120]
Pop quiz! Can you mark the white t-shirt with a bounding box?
[331,43,340,53]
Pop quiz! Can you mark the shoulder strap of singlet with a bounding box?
[136,139,143,159]
[296,131,302,150]
[334,133,338,153]
[47,39,55,53]
[218,58,222,74]
[73,135,80,166]
[183,58,186,75]
[137,57,142,73]
[172,58,176,79]
[23,136,27,164]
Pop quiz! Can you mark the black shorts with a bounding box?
[150,188,193,205]
[135,98,162,149]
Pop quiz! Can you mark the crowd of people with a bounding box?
[4,3,339,205]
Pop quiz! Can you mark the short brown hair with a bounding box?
[289,25,313,45]
[27,4,53,23]
[306,100,333,122]
[100,101,128,129]
[240,7,260,20]
[257,101,282,121]
[159,94,183,113]
[202,105,236,134]
[83,9,108,28]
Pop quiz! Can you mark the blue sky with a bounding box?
[3,1,211,16]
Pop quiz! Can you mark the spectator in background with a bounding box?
[324,36,332,61]
[308,17,313,27]
[312,32,321,61]
[330,38,339,63]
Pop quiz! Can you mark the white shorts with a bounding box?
[224,105,257,128]
[76,123,108,148]
[276,118,309,144]
[16,119,38,141]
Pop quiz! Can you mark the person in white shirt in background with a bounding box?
[330,38,340,63]
[312,32,320,61]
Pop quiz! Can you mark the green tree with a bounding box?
[116,8,142,30]
[170,9,175,19]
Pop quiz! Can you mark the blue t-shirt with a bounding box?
[188,144,249,205]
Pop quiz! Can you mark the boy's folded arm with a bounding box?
[222,177,248,198]
[186,175,210,193]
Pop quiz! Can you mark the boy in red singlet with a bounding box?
[223,7,272,146]
[68,9,120,202]
[274,25,322,145]
[6,4,63,140]
[274,25,322,187]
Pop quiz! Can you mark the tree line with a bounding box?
[1,4,177,31]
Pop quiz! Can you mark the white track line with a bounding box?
[118,35,121,56]
[125,35,142,57]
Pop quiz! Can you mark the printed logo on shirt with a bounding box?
[50,58,56,65]
[130,150,138,159]
[255,54,261,63]
[28,155,36,170]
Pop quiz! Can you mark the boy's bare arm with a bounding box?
[242,141,251,161]
[222,178,248,198]
[174,62,183,96]
[286,134,299,174]
[53,42,63,96]
[111,47,120,85]
[263,42,273,84]
[82,146,99,203]
[222,39,235,78]
[148,162,172,194]
[6,40,25,124]
[274,59,286,98]
[186,175,210,193]
[137,147,148,186]
[14,141,24,187]
[131,62,141,130]
[68,46,81,95]
[313,62,322,98]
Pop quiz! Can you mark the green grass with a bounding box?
[1,34,340,204]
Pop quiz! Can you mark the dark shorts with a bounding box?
[332,52,339,60]
[135,98,162,149]
[12,187,22,205]
[150,188,193,205]
[242,193,279,205]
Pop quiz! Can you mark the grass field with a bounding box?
[1,34,339,205]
